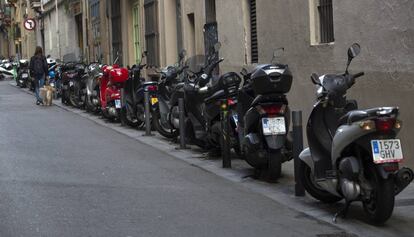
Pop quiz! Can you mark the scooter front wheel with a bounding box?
[152,111,179,139]
[299,159,343,203]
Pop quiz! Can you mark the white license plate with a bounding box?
[69,81,74,86]
[22,73,28,78]
[115,99,121,108]
[262,117,286,135]
[371,139,403,164]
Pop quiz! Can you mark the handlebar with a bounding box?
[353,72,364,79]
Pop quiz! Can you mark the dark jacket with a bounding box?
[29,55,48,77]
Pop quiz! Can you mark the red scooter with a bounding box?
[99,64,129,120]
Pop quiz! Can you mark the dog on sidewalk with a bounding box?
[39,85,55,106]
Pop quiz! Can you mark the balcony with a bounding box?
[30,0,41,9]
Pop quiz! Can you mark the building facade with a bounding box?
[22,0,414,167]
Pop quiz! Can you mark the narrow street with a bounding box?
[0,81,354,236]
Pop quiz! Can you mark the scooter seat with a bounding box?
[339,110,368,125]
[339,107,399,125]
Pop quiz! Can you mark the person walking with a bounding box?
[30,46,49,105]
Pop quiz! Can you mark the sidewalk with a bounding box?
[11,81,414,237]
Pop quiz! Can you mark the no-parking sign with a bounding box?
[23,18,36,31]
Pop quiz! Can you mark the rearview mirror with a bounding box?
[214,42,221,52]
[311,73,320,85]
[345,43,361,73]
[348,43,361,59]
[179,49,187,59]
[241,68,248,76]
[271,47,284,63]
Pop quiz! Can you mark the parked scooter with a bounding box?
[151,49,188,138]
[85,62,103,113]
[236,48,293,181]
[61,62,86,107]
[182,42,241,151]
[99,56,129,121]
[17,59,30,88]
[0,60,15,79]
[299,43,413,224]
[48,59,62,98]
[119,52,153,127]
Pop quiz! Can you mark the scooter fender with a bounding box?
[299,148,314,172]
[331,123,373,168]
[158,97,169,114]
[264,135,286,150]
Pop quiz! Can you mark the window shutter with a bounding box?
[250,0,258,63]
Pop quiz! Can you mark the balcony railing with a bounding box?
[30,0,41,9]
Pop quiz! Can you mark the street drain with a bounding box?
[395,198,414,207]
[317,232,358,237]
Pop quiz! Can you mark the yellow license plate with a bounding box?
[151,97,158,105]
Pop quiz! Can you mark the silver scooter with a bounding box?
[85,63,103,113]
[299,43,413,225]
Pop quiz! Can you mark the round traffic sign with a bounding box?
[24,18,36,31]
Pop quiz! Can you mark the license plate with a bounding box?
[151,97,158,105]
[69,81,74,86]
[262,117,286,135]
[22,73,28,78]
[371,139,403,164]
[115,99,121,109]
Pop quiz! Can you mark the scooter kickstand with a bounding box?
[333,201,351,223]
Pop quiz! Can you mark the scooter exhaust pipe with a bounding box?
[395,167,413,195]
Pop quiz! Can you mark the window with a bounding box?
[250,0,258,63]
[144,0,159,67]
[111,0,122,65]
[90,0,101,61]
[309,0,334,45]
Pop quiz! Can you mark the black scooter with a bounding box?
[236,49,293,181]
[151,49,188,138]
[120,52,157,127]
[17,60,30,88]
[183,43,241,151]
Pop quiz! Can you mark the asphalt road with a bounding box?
[0,81,359,236]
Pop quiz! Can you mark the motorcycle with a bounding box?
[236,48,293,181]
[61,62,86,107]
[182,42,241,151]
[119,53,151,127]
[85,62,103,113]
[17,59,30,88]
[299,43,413,224]
[48,59,62,98]
[99,57,129,121]
[0,60,15,79]
[151,49,188,138]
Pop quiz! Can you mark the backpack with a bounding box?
[33,56,45,75]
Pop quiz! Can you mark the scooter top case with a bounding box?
[106,65,129,84]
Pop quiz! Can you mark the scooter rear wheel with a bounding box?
[299,159,343,203]
[362,163,395,225]
[267,151,282,182]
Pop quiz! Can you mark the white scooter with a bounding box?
[299,43,413,225]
